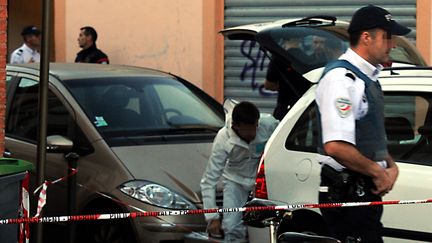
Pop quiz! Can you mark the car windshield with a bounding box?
[63,77,224,138]
[256,26,425,74]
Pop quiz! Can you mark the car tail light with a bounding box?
[254,158,268,199]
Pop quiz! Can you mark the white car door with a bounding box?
[264,87,321,205]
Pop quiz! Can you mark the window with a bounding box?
[5,75,13,92]
[63,77,224,138]
[285,94,432,166]
[153,83,223,127]
[7,78,40,141]
[285,102,319,153]
[384,94,431,166]
[7,77,93,155]
[262,27,349,74]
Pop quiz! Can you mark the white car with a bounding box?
[222,17,432,242]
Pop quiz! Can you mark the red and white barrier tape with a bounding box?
[22,170,218,242]
[19,172,30,243]
[75,183,220,242]
[1,198,431,225]
[33,167,78,217]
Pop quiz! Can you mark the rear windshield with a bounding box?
[257,26,425,74]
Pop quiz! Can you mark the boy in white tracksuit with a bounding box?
[200,101,278,242]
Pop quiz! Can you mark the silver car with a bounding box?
[5,63,224,242]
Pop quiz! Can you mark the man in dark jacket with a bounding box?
[264,56,310,120]
[75,26,109,64]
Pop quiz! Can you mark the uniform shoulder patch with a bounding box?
[335,97,352,118]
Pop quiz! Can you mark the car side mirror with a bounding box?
[47,135,74,153]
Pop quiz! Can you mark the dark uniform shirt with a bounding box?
[75,44,109,64]
[266,55,311,120]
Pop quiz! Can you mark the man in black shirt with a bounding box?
[75,26,109,64]
[264,56,310,120]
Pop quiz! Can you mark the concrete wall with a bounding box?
[5,0,432,104]
[417,0,432,65]
[2,0,432,156]
[54,0,224,101]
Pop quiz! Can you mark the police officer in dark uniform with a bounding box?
[75,26,109,64]
[316,5,410,243]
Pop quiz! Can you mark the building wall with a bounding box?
[417,0,432,65]
[55,0,224,102]
[1,0,432,156]
[202,0,224,102]
[0,0,6,155]
[4,0,432,107]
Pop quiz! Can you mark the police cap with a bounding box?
[21,26,41,36]
[348,5,411,36]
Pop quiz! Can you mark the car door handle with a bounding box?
[3,149,12,158]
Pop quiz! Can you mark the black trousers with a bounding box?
[273,104,288,120]
[319,165,384,243]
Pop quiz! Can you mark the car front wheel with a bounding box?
[76,204,137,243]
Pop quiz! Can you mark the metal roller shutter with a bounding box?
[223,0,416,114]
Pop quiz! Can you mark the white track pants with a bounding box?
[222,179,251,243]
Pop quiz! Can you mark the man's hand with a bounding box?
[207,218,223,238]
[385,156,399,191]
[371,169,393,196]
[323,141,397,196]
[385,166,399,191]
[264,79,279,91]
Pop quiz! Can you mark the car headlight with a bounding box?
[119,180,197,210]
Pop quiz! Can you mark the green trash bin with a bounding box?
[0,158,34,243]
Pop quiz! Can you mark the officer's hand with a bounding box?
[385,166,399,191]
[207,219,223,238]
[371,170,392,196]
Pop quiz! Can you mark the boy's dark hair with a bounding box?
[232,101,260,125]
[81,26,98,42]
